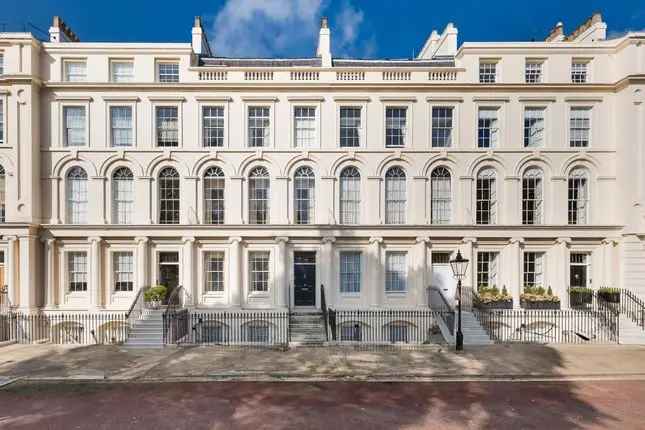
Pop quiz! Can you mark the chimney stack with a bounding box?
[545,22,565,42]
[49,16,80,43]
[316,16,332,67]
[191,16,212,56]
[565,12,607,42]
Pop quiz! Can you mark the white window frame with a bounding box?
[62,58,87,82]
[525,59,545,84]
[568,105,592,148]
[384,166,407,225]
[107,103,136,148]
[197,247,228,301]
[523,106,547,149]
[66,250,89,294]
[109,59,134,83]
[568,168,590,225]
[522,167,545,225]
[571,58,592,84]
[246,249,272,297]
[60,102,90,148]
[475,168,498,225]
[569,252,592,288]
[337,102,367,148]
[110,250,135,294]
[155,59,180,83]
[478,59,499,83]
[428,101,460,149]
[293,165,316,225]
[65,166,89,224]
[523,251,546,289]
[291,102,321,149]
[151,102,182,148]
[203,165,226,225]
[384,249,408,294]
[203,250,226,294]
[430,166,452,225]
[247,166,271,225]
[476,251,500,289]
[338,166,362,225]
[110,166,135,225]
[383,104,411,148]
[196,97,230,149]
[157,166,181,225]
[244,101,275,148]
[477,106,500,149]
[338,250,362,295]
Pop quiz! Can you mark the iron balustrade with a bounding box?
[0,312,128,344]
[328,309,438,344]
[320,284,329,341]
[427,286,455,336]
[621,289,645,330]
[164,311,289,346]
[125,286,150,328]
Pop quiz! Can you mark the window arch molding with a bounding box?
[338,165,362,225]
[203,165,226,225]
[474,166,498,225]
[430,166,452,225]
[65,166,89,224]
[292,165,316,225]
[110,166,135,224]
[521,166,545,225]
[157,166,181,224]
[384,166,407,225]
[246,165,271,225]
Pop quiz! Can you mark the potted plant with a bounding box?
[144,285,167,309]
[521,285,561,309]
[598,287,620,304]
[474,285,513,309]
[569,287,593,307]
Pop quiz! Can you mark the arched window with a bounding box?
[248,166,270,224]
[66,167,88,224]
[431,167,451,224]
[294,166,315,224]
[568,168,589,225]
[339,167,361,225]
[522,168,543,225]
[476,168,497,224]
[112,167,133,224]
[158,167,180,224]
[0,164,5,223]
[204,166,225,224]
[385,167,406,224]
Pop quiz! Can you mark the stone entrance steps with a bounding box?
[460,312,494,345]
[619,316,645,344]
[289,311,326,346]
[124,309,165,348]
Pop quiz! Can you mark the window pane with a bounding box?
[112,167,134,224]
[248,106,271,147]
[385,167,406,224]
[476,168,497,224]
[205,252,225,292]
[431,167,451,224]
[65,61,86,82]
[525,61,542,83]
[385,252,407,292]
[571,61,587,83]
[522,168,543,225]
[204,166,225,224]
[111,61,134,82]
[523,252,544,288]
[568,168,589,225]
[110,106,133,147]
[339,167,360,224]
[248,166,269,224]
[478,108,499,148]
[113,252,134,292]
[477,252,498,288]
[340,107,361,147]
[294,166,315,224]
[479,62,497,83]
[385,107,407,147]
[67,167,88,224]
[64,106,86,147]
[156,107,178,147]
[249,251,270,292]
[432,107,453,147]
[294,106,316,148]
[159,168,180,224]
[523,108,545,148]
[158,62,179,83]
[340,252,361,293]
[203,106,225,147]
[569,107,590,148]
[68,252,88,292]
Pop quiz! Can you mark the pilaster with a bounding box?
[275,236,289,307]
[229,237,243,306]
[368,236,383,307]
[87,236,102,310]
[182,237,196,305]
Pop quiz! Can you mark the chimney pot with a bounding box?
[321,16,329,29]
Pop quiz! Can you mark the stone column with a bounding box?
[368,237,383,307]
[602,238,618,288]
[42,238,57,309]
[88,236,103,310]
[135,237,149,290]
[415,237,430,306]
[5,236,17,308]
[182,237,196,306]
[508,237,524,309]
[50,177,62,224]
[275,236,289,308]
[461,237,477,290]
[321,236,336,306]
[19,236,38,311]
[554,237,571,308]
[229,237,243,307]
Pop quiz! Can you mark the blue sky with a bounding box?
[3,0,644,58]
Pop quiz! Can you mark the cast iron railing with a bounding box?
[125,286,150,328]
[328,309,438,344]
[164,311,289,346]
[0,312,128,344]
[320,283,329,341]
[427,286,455,336]
[0,285,10,314]
[621,289,645,330]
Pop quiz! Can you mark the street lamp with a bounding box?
[450,250,469,351]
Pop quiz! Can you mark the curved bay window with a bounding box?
[204,166,225,224]
[476,168,497,225]
[158,167,180,224]
[430,167,451,224]
[339,167,360,225]
[294,166,315,224]
[112,167,134,224]
[385,166,406,224]
[568,168,589,225]
[66,166,88,224]
[522,168,544,225]
[248,166,270,224]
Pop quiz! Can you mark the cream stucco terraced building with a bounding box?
[0,13,644,313]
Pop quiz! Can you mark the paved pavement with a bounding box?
[0,343,645,382]
[1,380,644,429]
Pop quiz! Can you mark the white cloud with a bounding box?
[208,0,376,58]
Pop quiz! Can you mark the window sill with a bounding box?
[339,293,361,298]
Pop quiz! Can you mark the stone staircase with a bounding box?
[124,309,165,348]
[289,311,327,346]
[460,311,494,345]
[619,315,645,344]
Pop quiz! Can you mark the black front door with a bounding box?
[294,252,316,307]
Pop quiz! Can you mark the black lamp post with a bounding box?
[450,250,469,351]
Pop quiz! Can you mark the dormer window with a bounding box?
[571,60,588,83]
[111,60,134,83]
[64,60,87,82]
[525,60,543,84]
[157,61,179,83]
[479,60,497,83]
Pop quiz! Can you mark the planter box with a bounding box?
[598,292,620,304]
[521,300,561,310]
[474,299,513,310]
[569,291,593,307]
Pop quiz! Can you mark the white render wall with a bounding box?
[0,28,644,312]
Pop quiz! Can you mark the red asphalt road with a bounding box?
[0,380,644,429]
